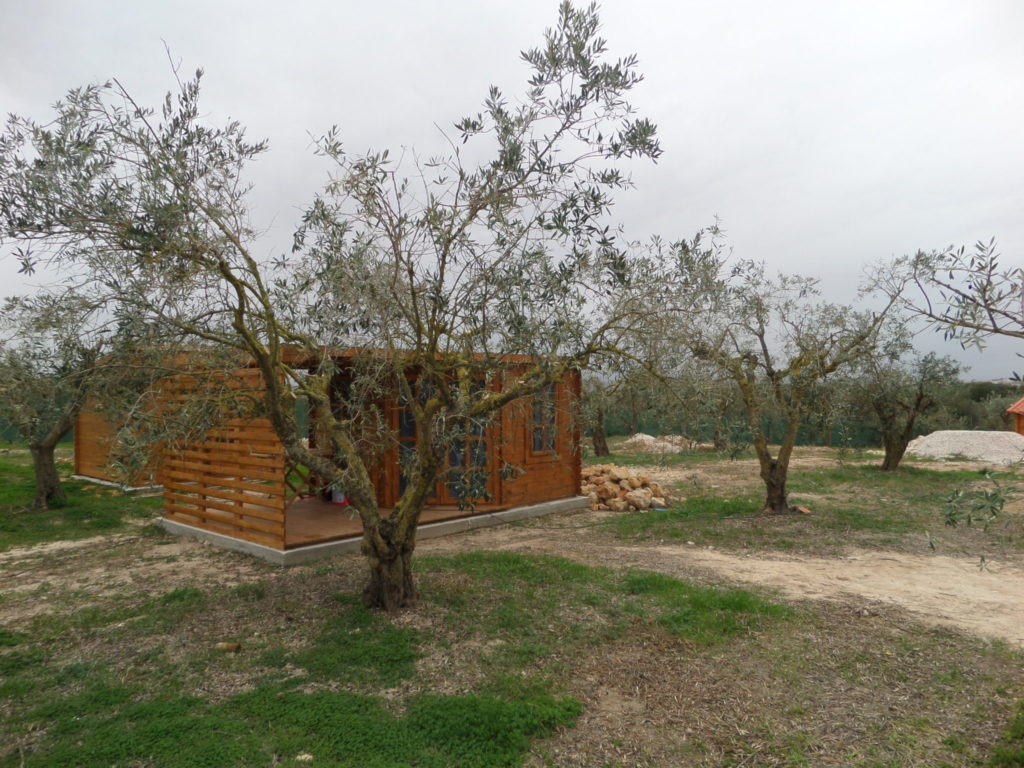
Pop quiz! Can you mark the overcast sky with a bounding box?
[2,0,1022,377]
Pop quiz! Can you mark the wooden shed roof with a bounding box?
[1007,396,1024,415]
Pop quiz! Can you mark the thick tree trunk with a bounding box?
[358,409,442,611]
[760,458,792,514]
[30,443,64,511]
[591,406,611,457]
[361,519,416,610]
[880,434,909,471]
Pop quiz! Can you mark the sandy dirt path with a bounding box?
[420,521,1024,646]
[4,507,1023,646]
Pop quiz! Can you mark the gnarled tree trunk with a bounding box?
[880,433,910,471]
[590,405,611,457]
[752,405,799,515]
[30,442,64,510]
[361,517,417,610]
[358,412,443,611]
[759,456,792,515]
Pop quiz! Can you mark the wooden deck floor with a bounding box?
[284,497,508,548]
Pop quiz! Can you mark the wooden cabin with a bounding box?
[1007,396,1024,435]
[74,356,584,562]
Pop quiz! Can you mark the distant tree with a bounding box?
[848,325,963,470]
[581,375,613,457]
[0,292,162,508]
[0,3,662,609]
[877,238,1023,358]
[663,234,895,513]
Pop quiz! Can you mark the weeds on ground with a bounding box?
[945,472,1011,529]
[992,700,1024,766]
[601,459,1024,555]
[0,551,790,767]
[0,453,161,550]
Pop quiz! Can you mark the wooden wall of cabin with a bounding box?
[497,369,582,508]
[73,401,153,486]
[370,368,581,509]
[161,417,288,549]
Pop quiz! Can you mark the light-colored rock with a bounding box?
[906,430,1024,465]
[625,491,651,510]
[580,464,672,512]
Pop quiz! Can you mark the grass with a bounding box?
[992,701,1024,766]
[596,448,737,468]
[0,550,790,767]
[0,451,162,550]
[601,455,1024,556]
[4,443,1024,766]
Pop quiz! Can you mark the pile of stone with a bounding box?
[582,464,669,512]
[906,430,1024,465]
[622,433,707,453]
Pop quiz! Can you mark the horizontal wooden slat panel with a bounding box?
[162,470,284,495]
[176,449,283,470]
[204,426,280,440]
[200,445,282,458]
[162,458,283,483]
[164,493,284,524]
[165,502,284,535]
[164,480,285,511]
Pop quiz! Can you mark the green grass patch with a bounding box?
[423,551,790,659]
[0,453,161,550]
[293,596,420,686]
[603,496,759,539]
[622,570,792,644]
[992,700,1024,766]
[791,463,984,495]
[602,461,1024,554]
[599,449,738,468]
[4,552,790,766]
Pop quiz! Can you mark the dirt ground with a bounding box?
[4,456,1024,766]
[423,524,1024,646]
[4,458,1024,646]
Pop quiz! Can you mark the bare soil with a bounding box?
[4,451,1024,766]
[421,516,1024,647]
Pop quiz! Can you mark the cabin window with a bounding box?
[531,384,556,453]
[446,417,489,501]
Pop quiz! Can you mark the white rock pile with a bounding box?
[582,464,670,512]
[906,430,1024,465]
[622,433,704,453]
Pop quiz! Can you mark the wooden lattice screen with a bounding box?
[161,417,288,549]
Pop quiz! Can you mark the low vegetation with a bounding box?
[0,449,161,550]
[2,446,1024,766]
[601,447,1024,557]
[1,531,789,766]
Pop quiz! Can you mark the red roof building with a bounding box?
[1006,396,1024,435]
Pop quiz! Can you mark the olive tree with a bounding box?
[877,239,1023,350]
[662,234,894,513]
[0,291,166,508]
[848,324,962,471]
[0,2,662,609]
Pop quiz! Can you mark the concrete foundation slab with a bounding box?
[72,475,163,494]
[157,495,589,565]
